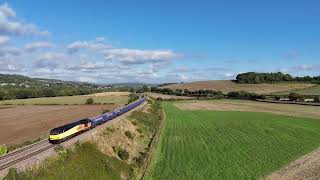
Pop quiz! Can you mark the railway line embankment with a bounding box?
[0,98,149,179]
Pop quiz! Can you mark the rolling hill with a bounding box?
[163,80,316,94]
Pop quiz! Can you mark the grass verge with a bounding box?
[4,143,131,180]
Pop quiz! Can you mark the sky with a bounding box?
[0,0,319,83]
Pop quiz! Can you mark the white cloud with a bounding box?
[280,64,320,73]
[0,35,9,45]
[0,58,23,71]
[95,37,105,42]
[0,46,21,56]
[103,48,181,64]
[0,3,48,36]
[37,52,65,61]
[0,3,15,18]
[33,52,66,70]
[77,76,97,83]
[24,41,55,52]
[67,62,106,71]
[67,39,112,53]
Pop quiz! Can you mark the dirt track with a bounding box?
[0,104,117,145]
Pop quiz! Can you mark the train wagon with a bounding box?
[49,96,147,144]
[49,118,91,144]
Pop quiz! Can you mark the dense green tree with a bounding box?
[288,92,304,101]
[85,98,94,104]
[236,72,319,84]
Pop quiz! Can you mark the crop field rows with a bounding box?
[145,102,320,180]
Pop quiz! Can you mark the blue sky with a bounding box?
[0,1,319,83]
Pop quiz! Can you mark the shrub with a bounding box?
[5,168,20,179]
[0,145,8,156]
[288,92,304,101]
[102,109,110,114]
[113,146,129,160]
[54,145,67,156]
[128,93,139,104]
[137,128,143,134]
[118,149,129,160]
[85,98,94,104]
[275,95,281,100]
[125,131,134,139]
[133,152,147,167]
[131,120,137,125]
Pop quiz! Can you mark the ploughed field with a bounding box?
[145,102,320,180]
[0,104,118,145]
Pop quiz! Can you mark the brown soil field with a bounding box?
[175,99,320,119]
[147,92,194,100]
[0,104,118,145]
[265,147,320,180]
[164,80,315,94]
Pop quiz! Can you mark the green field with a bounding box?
[145,102,320,180]
[292,85,320,95]
[273,85,320,96]
[0,95,128,105]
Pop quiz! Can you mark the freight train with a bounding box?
[49,96,146,144]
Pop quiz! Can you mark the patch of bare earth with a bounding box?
[175,100,320,119]
[164,80,315,94]
[0,104,118,145]
[265,147,320,180]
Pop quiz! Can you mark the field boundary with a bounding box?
[255,99,320,106]
[140,104,165,179]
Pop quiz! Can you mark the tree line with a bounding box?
[150,87,267,100]
[0,87,104,101]
[236,72,320,84]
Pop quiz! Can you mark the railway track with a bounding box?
[0,98,147,173]
[0,140,55,171]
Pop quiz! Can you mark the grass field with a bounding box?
[145,102,320,180]
[164,80,315,94]
[175,99,320,119]
[0,94,128,105]
[273,85,320,96]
